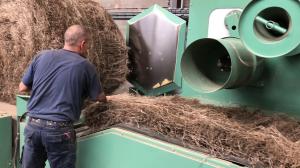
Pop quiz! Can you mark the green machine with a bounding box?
[16,95,242,168]
[128,0,300,118]
[179,0,300,118]
[0,114,12,168]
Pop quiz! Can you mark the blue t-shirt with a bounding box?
[22,49,102,122]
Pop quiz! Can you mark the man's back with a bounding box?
[20,25,105,168]
[23,49,101,122]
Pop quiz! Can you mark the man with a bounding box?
[19,25,106,168]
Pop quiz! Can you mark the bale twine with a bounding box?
[84,94,300,168]
[0,0,127,103]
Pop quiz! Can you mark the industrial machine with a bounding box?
[129,0,300,119]
[5,0,300,168]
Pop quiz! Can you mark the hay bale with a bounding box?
[0,0,127,103]
[84,94,300,168]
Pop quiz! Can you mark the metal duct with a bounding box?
[181,38,262,93]
[239,0,300,58]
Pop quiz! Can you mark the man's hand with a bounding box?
[96,92,107,103]
[19,82,30,92]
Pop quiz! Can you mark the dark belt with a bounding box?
[29,117,73,127]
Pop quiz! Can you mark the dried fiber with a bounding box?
[84,94,300,168]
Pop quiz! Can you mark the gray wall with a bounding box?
[114,20,128,38]
[94,0,190,38]
[183,0,190,8]
[100,0,169,10]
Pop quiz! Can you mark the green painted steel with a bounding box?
[181,38,261,93]
[0,114,12,168]
[239,0,300,58]
[224,11,241,38]
[179,0,300,118]
[174,14,187,88]
[77,128,243,168]
[16,95,30,117]
[186,0,250,46]
[128,4,186,27]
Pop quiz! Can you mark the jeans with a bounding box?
[21,121,76,168]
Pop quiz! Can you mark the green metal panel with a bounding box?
[179,0,300,118]
[186,0,250,46]
[16,95,30,117]
[77,128,243,168]
[0,114,12,168]
[174,15,187,87]
[224,11,241,38]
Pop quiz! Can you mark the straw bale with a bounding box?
[0,0,127,103]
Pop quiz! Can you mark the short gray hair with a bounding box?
[64,25,88,46]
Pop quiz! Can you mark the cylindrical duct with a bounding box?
[239,0,300,58]
[181,38,262,93]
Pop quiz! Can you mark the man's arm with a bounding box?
[20,55,38,92]
[86,62,108,103]
[19,81,31,92]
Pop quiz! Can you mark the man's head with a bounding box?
[64,25,89,56]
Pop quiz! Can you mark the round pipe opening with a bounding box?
[181,39,232,93]
[254,7,291,41]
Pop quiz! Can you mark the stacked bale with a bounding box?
[0,0,127,103]
[84,94,300,168]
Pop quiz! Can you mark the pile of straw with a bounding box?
[0,0,127,103]
[84,94,300,168]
